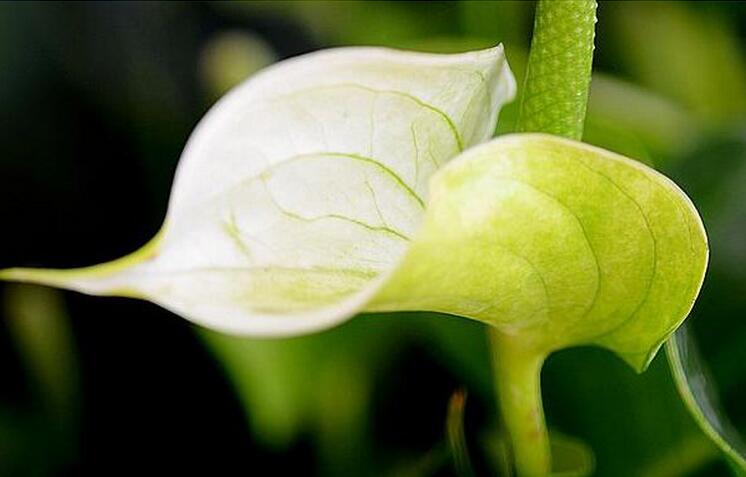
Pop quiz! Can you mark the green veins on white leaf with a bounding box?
[0,45,517,335]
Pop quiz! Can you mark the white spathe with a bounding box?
[0,46,516,335]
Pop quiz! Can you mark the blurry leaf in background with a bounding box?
[202,312,499,476]
[0,285,80,476]
[543,349,723,477]
[200,331,316,449]
[199,30,276,100]
[4,285,79,427]
[666,324,746,475]
[201,317,397,476]
[585,74,701,167]
[607,1,746,123]
[684,141,746,279]
[458,1,534,48]
[218,1,454,49]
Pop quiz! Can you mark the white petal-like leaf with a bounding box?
[0,46,516,335]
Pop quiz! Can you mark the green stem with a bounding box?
[517,0,598,140]
[490,2,598,475]
[490,329,550,477]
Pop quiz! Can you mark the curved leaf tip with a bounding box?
[0,45,516,336]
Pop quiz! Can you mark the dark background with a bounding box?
[1,2,745,476]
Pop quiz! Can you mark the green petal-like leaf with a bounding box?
[0,46,516,336]
[371,133,708,370]
[666,324,746,474]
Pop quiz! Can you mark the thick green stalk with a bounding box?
[517,0,597,140]
[491,331,549,477]
[492,1,598,475]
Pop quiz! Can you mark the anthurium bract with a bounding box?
[0,44,709,477]
[1,46,517,335]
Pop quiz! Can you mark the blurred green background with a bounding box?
[0,1,744,476]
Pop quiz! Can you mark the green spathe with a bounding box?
[373,134,708,371]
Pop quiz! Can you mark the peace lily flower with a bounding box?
[0,42,709,477]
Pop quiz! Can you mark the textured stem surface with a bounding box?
[517,0,597,140]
